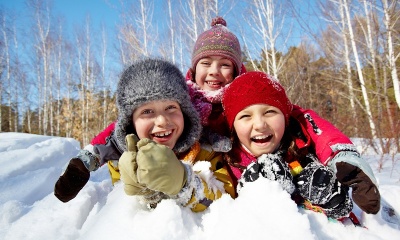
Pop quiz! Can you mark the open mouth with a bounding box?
[251,134,273,143]
[205,81,223,88]
[152,130,172,139]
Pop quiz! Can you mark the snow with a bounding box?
[0,132,399,240]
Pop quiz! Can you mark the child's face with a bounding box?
[132,100,184,149]
[195,56,234,91]
[233,104,285,157]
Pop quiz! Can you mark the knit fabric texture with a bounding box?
[222,71,293,129]
[191,16,242,75]
[115,58,201,153]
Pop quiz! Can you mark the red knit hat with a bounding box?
[192,16,242,75]
[222,71,293,130]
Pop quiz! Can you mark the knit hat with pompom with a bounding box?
[115,58,201,153]
[222,71,293,130]
[191,16,242,75]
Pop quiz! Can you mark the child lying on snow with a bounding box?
[222,71,381,219]
[55,58,235,211]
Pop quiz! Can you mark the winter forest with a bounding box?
[0,0,399,154]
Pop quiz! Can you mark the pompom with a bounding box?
[211,16,226,27]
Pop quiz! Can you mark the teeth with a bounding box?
[252,135,271,140]
[154,131,172,137]
[206,81,220,86]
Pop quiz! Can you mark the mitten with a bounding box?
[239,152,295,195]
[136,138,186,195]
[336,161,380,214]
[118,134,154,196]
[321,190,353,219]
[296,162,353,219]
[54,158,90,202]
[296,162,338,205]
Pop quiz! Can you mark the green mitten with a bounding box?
[118,134,153,196]
[136,138,186,195]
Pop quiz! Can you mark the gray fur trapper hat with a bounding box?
[115,58,201,153]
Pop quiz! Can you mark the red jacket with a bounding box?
[91,122,116,145]
[291,105,353,165]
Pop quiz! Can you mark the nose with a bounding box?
[253,115,266,130]
[209,63,220,76]
[154,114,168,126]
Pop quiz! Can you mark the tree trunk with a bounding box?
[343,0,377,138]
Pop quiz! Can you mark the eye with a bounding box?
[264,109,278,116]
[200,60,211,66]
[141,109,153,114]
[166,105,178,110]
[238,114,250,120]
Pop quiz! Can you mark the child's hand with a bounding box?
[296,162,353,219]
[119,134,154,196]
[238,152,295,195]
[136,139,186,195]
[54,158,90,202]
[296,162,339,205]
[336,162,380,214]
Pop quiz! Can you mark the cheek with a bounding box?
[194,67,205,83]
[223,72,234,83]
[133,119,151,139]
[271,116,286,138]
[175,115,185,134]
[233,121,248,143]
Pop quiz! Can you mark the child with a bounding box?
[221,71,381,219]
[56,58,235,211]
[185,16,243,152]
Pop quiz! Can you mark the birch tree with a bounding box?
[30,0,52,135]
[338,0,359,134]
[0,11,3,132]
[166,0,175,64]
[63,42,75,138]
[11,23,20,132]
[53,18,65,135]
[244,0,291,78]
[117,0,154,61]
[342,0,377,138]
[76,16,96,145]
[381,0,400,110]
[1,13,12,131]
[100,24,108,129]
[353,0,398,140]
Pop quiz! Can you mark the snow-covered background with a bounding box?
[1,132,399,240]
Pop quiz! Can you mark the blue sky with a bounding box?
[0,0,325,71]
[0,0,323,55]
[0,0,119,29]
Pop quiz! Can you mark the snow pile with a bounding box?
[0,132,399,240]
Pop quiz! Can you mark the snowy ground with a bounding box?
[0,132,399,240]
